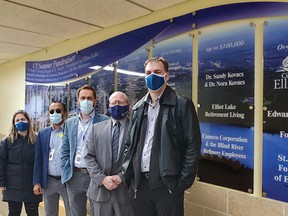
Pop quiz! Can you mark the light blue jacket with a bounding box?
[61,111,108,184]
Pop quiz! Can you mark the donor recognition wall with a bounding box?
[262,19,288,202]
[24,12,288,203]
[197,22,255,192]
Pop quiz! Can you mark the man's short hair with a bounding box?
[50,100,67,112]
[144,57,169,72]
[77,84,96,99]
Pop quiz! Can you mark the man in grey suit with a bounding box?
[85,91,134,216]
[61,84,109,216]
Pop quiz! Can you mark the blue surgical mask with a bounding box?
[15,121,29,132]
[50,113,63,125]
[79,99,94,115]
[145,73,166,91]
[108,105,129,120]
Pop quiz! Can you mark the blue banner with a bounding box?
[153,34,192,99]
[26,21,171,84]
[197,22,255,192]
[117,48,148,106]
[263,19,288,202]
[26,52,97,83]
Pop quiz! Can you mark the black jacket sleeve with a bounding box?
[0,138,8,187]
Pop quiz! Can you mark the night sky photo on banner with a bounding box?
[262,19,288,202]
[91,69,114,115]
[25,84,50,132]
[51,85,67,104]
[153,34,192,99]
[117,48,147,106]
[25,84,37,130]
[197,22,255,192]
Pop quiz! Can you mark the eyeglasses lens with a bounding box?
[49,109,61,114]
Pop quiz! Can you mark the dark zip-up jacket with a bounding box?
[0,136,36,191]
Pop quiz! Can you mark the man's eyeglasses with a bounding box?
[109,100,128,106]
[49,109,62,114]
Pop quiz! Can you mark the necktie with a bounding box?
[112,121,121,170]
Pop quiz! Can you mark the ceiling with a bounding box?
[0,0,188,65]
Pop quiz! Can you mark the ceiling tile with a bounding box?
[0,42,40,55]
[0,1,100,38]
[0,52,21,60]
[9,0,151,27]
[0,0,190,67]
[131,0,188,11]
[0,26,61,48]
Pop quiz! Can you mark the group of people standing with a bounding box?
[0,57,201,216]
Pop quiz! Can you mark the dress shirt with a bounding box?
[75,110,95,168]
[141,94,161,172]
[48,124,64,176]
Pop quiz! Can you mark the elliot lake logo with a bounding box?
[274,56,288,89]
[276,56,288,72]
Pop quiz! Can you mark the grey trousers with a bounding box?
[66,172,93,216]
[43,175,71,216]
[90,190,135,216]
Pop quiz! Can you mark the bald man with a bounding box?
[84,91,134,216]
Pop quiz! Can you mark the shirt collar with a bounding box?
[78,109,95,122]
[111,117,126,127]
[144,93,162,106]
[50,123,64,131]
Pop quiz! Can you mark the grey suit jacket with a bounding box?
[84,117,130,203]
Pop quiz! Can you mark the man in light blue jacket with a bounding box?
[61,84,108,216]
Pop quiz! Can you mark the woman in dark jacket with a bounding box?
[0,110,42,216]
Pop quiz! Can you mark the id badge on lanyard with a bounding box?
[79,120,92,141]
[49,148,55,161]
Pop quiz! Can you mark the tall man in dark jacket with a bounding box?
[122,57,201,216]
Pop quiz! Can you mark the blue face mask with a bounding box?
[50,113,63,125]
[79,99,94,115]
[15,121,29,132]
[145,73,166,91]
[108,105,129,120]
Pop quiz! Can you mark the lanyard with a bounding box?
[79,118,92,140]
